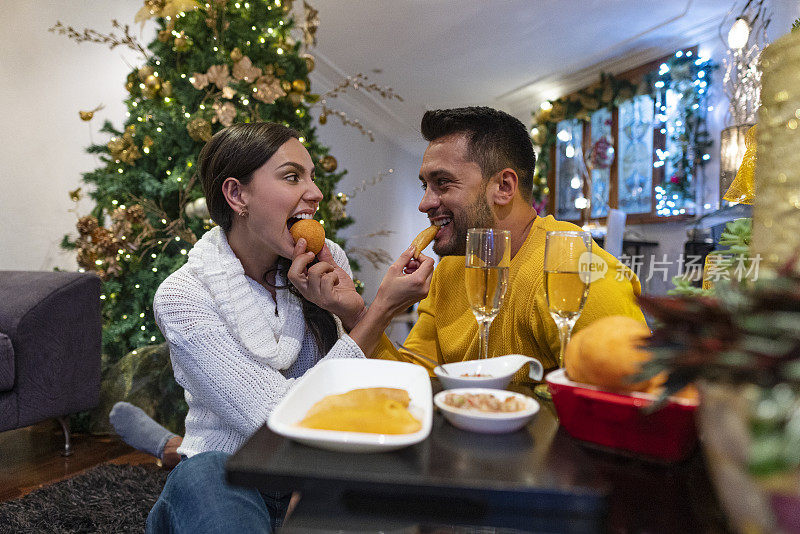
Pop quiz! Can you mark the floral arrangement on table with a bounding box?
[635,256,800,532]
[669,217,753,297]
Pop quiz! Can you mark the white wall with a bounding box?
[0,1,146,271]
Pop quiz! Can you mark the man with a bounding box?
[374,107,645,375]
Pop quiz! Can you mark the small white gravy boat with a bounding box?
[434,354,544,390]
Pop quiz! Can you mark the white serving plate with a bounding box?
[268,359,433,453]
[433,354,544,390]
[433,387,540,434]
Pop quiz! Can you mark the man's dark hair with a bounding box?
[420,107,536,202]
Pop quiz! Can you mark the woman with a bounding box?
[145,122,434,533]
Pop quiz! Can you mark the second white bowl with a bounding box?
[433,354,543,390]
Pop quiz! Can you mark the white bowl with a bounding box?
[268,359,433,453]
[433,388,539,434]
[433,354,544,390]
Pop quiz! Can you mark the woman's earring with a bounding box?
[239,206,249,217]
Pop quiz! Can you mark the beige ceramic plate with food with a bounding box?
[268,359,433,453]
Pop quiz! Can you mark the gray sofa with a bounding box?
[0,271,102,455]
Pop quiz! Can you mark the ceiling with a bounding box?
[297,0,736,150]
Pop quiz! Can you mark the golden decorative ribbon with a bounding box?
[723,125,756,205]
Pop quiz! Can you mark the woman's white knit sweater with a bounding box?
[153,226,364,457]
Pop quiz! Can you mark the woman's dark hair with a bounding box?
[197,122,339,356]
[420,107,536,202]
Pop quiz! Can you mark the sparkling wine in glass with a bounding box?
[544,230,592,368]
[465,229,511,359]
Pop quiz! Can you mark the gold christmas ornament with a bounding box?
[253,75,286,104]
[213,100,236,127]
[233,56,261,83]
[280,80,292,93]
[135,0,201,26]
[287,91,304,106]
[125,204,146,224]
[318,113,327,124]
[79,104,104,121]
[77,215,99,236]
[336,192,348,205]
[143,135,154,149]
[302,53,315,73]
[138,65,154,81]
[107,132,142,164]
[206,64,231,89]
[69,187,83,202]
[320,155,337,172]
[125,81,135,93]
[160,80,173,97]
[291,79,307,93]
[230,47,243,62]
[144,74,161,92]
[191,72,209,90]
[174,34,190,52]
[187,117,212,142]
[222,86,236,99]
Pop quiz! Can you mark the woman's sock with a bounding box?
[109,401,178,459]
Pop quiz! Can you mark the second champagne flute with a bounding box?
[544,230,593,368]
[465,228,511,360]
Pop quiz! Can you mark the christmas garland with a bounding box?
[530,50,715,216]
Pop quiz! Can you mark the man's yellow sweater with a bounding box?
[374,215,646,379]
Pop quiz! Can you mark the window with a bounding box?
[534,49,713,225]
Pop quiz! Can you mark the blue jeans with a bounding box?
[146,451,291,534]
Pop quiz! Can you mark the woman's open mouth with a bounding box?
[287,212,314,230]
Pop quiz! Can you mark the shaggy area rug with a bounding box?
[0,463,168,533]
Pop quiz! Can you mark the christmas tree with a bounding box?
[54,0,357,432]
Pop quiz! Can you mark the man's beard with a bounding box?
[433,193,494,257]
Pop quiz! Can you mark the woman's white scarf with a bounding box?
[186,227,304,370]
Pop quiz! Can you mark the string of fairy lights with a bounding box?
[653,49,715,217]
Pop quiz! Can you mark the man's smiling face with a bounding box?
[418,134,494,257]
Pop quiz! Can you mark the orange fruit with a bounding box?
[290,219,325,255]
[564,315,657,392]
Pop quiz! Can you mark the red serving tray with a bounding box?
[546,369,698,462]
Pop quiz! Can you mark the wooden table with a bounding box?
[226,388,729,533]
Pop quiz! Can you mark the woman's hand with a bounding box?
[287,239,365,330]
[373,245,435,318]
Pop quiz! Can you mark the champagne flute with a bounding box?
[544,231,592,368]
[465,229,511,360]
